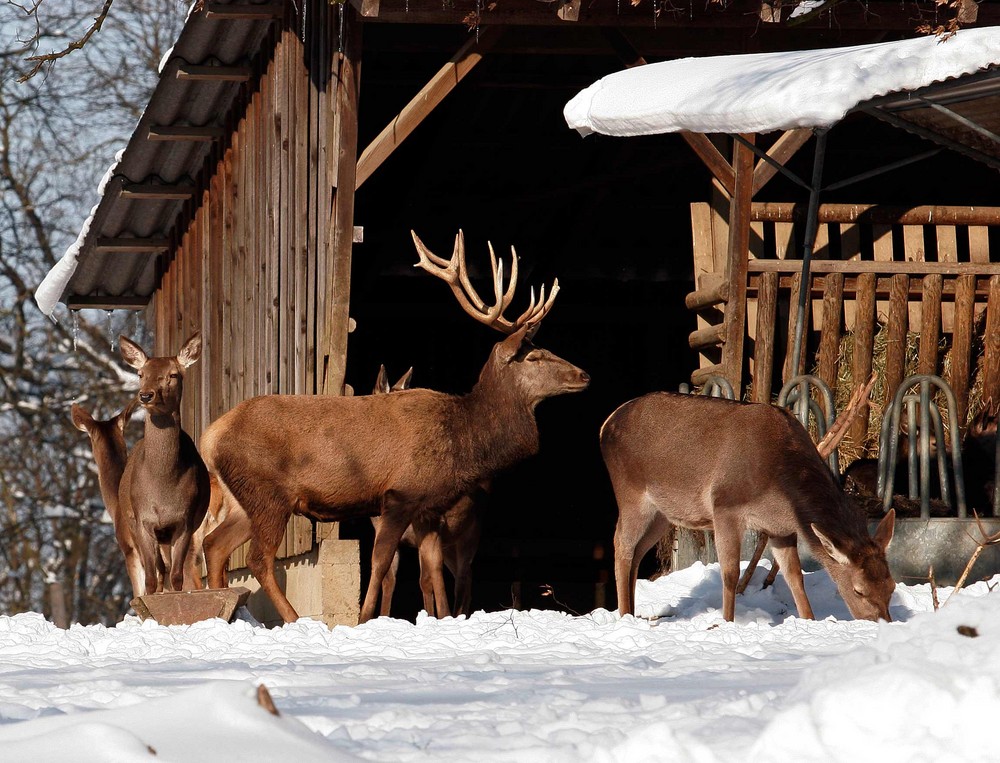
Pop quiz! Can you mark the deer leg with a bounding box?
[450,530,480,617]
[203,500,251,589]
[167,530,193,592]
[416,526,451,618]
[246,527,299,624]
[133,523,162,596]
[769,536,814,620]
[613,504,668,617]
[379,550,401,618]
[360,507,411,624]
[714,518,744,622]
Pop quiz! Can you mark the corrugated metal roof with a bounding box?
[41,1,280,313]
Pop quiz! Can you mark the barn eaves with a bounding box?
[35,1,280,316]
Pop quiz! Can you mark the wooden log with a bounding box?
[752,271,778,403]
[984,275,1000,405]
[689,323,726,350]
[950,274,977,429]
[750,203,1000,226]
[751,128,812,197]
[783,271,810,383]
[884,274,910,411]
[722,136,755,392]
[747,260,1000,276]
[681,132,735,196]
[850,272,877,453]
[918,274,943,377]
[691,363,725,386]
[817,272,844,393]
[685,281,730,310]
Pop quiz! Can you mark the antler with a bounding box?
[412,229,559,335]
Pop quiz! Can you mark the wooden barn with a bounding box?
[38,0,1000,624]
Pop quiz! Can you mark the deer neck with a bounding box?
[457,375,540,475]
[142,411,184,471]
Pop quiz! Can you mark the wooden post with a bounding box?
[850,272,877,453]
[752,271,777,402]
[983,275,1000,405]
[884,274,910,411]
[322,5,362,396]
[917,274,943,376]
[722,135,755,394]
[951,274,976,428]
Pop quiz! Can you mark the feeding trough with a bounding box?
[131,587,252,626]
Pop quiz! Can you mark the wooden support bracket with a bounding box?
[148,125,224,141]
[94,237,170,253]
[176,64,252,82]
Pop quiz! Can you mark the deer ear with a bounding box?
[70,404,92,432]
[119,335,148,370]
[497,324,533,363]
[811,523,851,565]
[374,365,390,394]
[873,508,895,551]
[393,367,414,391]
[177,332,202,368]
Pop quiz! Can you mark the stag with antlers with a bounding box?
[200,230,589,623]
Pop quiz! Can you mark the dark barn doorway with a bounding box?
[340,23,1000,619]
[343,24,701,618]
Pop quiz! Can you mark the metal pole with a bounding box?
[790,129,828,378]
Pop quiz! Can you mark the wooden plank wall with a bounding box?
[689,201,1000,454]
[153,0,344,562]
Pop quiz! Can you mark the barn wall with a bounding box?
[151,0,347,562]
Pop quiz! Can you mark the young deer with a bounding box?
[71,399,146,599]
[962,400,999,514]
[602,393,896,622]
[118,332,211,595]
[200,230,589,624]
[371,366,487,619]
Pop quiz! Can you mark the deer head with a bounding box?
[119,332,202,417]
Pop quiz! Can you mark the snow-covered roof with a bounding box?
[565,27,1000,137]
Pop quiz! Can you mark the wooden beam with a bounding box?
[599,28,647,68]
[722,135,755,391]
[120,183,196,200]
[355,26,501,190]
[681,132,735,197]
[147,125,224,141]
[751,128,813,196]
[323,5,363,396]
[94,237,170,253]
[748,259,1000,276]
[176,64,252,82]
[350,0,1000,28]
[66,295,149,310]
[204,3,283,20]
[751,202,1000,226]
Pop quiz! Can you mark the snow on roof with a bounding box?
[564,27,1000,137]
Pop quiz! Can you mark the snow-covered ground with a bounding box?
[1,561,997,762]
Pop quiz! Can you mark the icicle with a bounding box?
[106,310,115,350]
[337,1,344,54]
[71,310,79,352]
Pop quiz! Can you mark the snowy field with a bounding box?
[1,561,998,762]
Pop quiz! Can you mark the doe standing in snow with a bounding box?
[117,332,211,595]
[601,393,896,622]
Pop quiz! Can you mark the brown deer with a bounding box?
[71,399,147,598]
[602,392,896,622]
[371,366,487,619]
[199,230,589,624]
[118,332,211,594]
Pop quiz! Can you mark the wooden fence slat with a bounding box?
[841,222,861,260]
[818,273,844,392]
[884,274,910,411]
[752,272,777,402]
[873,223,893,260]
[937,226,959,261]
[775,221,795,260]
[970,226,990,263]
[951,274,976,428]
[984,275,1000,404]
[918,274,943,376]
[850,272,877,453]
[902,225,925,261]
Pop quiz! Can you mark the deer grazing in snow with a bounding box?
[72,399,146,599]
[602,392,896,622]
[199,229,589,624]
[118,332,211,595]
[371,366,488,618]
